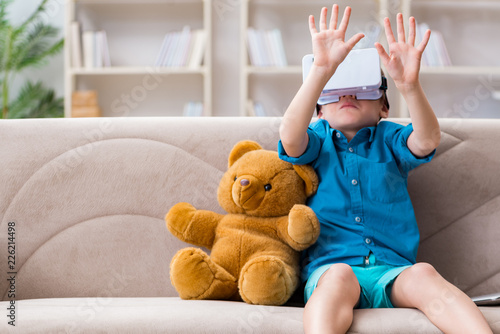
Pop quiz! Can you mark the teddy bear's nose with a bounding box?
[240,179,250,186]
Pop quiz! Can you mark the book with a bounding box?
[164,31,180,67]
[433,31,452,66]
[94,32,103,68]
[253,102,267,116]
[246,28,287,67]
[266,30,280,67]
[154,27,207,68]
[72,90,101,117]
[100,31,111,67]
[188,30,206,68]
[271,29,287,67]
[173,26,191,67]
[246,99,268,117]
[258,29,272,67]
[70,21,83,68]
[183,101,204,116]
[82,31,95,69]
[154,34,170,67]
[417,22,452,67]
[246,28,260,66]
[81,29,112,69]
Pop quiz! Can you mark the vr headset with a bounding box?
[302,48,388,107]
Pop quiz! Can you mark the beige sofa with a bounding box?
[0,116,499,333]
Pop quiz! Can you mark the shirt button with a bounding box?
[365,238,372,244]
[355,216,362,223]
[348,147,354,153]
[351,179,358,186]
[336,133,341,138]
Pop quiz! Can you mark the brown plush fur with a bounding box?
[165,140,320,306]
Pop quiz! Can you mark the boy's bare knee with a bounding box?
[393,262,445,308]
[408,262,441,284]
[311,263,360,308]
[318,264,359,292]
[304,264,359,334]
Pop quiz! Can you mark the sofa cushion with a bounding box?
[4,297,499,333]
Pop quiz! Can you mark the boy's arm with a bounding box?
[280,5,364,158]
[279,66,330,158]
[375,14,441,158]
[399,82,440,158]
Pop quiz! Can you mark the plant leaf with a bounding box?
[0,0,14,28]
[0,0,64,118]
[11,22,63,71]
[8,80,63,118]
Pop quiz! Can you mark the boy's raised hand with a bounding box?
[375,14,431,92]
[309,5,364,75]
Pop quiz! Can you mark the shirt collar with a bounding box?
[366,126,377,143]
[331,126,377,143]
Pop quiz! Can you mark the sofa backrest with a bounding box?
[0,117,499,301]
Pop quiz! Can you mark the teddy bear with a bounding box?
[165,140,320,306]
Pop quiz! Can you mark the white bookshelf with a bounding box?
[64,0,212,117]
[63,0,500,118]
[239,0,398,117]
[240,0,500,118]
[70,67,208,76]
[398,0,500,118]
[246,66,302,75]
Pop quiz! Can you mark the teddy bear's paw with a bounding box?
[170,247,237,300]
[165,202,197,240]
[287,204,320,250]
[239,256,298,306]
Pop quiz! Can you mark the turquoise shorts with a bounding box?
[304,253,411,309]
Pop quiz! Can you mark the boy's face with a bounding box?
[318,95,389,133]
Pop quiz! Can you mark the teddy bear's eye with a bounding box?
[234,176,237,182]
[264,184,272,191]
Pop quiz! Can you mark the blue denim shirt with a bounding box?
[278,119,435,281]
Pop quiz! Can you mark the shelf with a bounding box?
[70,66,207,76]
[411,0,500,9]
[420,66,500,76]
[249,0,373,5]
[66,0,212,117]
[240,0,382,116]
[246,66,302,75]
[73,0,204,4]
[64,0,500,117]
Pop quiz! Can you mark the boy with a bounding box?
[278,5,492,334]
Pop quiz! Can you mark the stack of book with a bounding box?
[155,26,206,68]
[246,100,267,116]
[417,22,452,67]
[183,102,204,116]
[72,90,101,117]
[70,22,111,69]
[246,28,287,67]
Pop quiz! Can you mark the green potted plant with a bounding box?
[0,0,64,119]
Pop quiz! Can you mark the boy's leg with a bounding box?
[390,262,493,334]
[304,263,360,334]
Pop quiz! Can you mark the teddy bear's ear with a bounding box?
[228,140,263,168]
[293,165,319,197]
